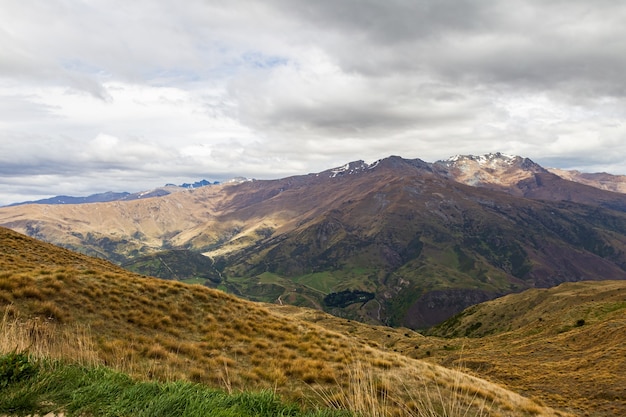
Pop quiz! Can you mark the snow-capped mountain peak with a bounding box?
[445,152,518,167]
[326,160,370,178]
[435,152,547,187]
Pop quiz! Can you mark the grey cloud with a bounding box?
[7,0,626,97]
[270,0,490,43]
[231,63,488,140]
[266,0,626,97]
[2,0,626,205]
[223,0,626,155]
[0,133,166,176]
[1,1,209,94]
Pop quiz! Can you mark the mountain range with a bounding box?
[5,179,221,207]
[2,153,626,328]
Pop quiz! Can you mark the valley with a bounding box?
[2,225,625,415]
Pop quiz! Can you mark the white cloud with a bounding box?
[1,0,626,205]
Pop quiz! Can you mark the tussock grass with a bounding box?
[274,284,626,417]
[420,280,626,417]
[0,227,570,416]
[0,310,99,367]
[312,356,538,417]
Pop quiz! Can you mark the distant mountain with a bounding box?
[177,179,220,189]
[548,168,626,193]
[3,154,626,328]
[434,152,549,189]
[7,179,219,206]
[8,191,132,206]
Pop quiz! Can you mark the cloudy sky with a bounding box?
[1,0,626,205]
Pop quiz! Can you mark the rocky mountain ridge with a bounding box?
[434,152,548,187]
[8,153,626,207]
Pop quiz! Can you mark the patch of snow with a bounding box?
[329,161,369,178]
[472,152,519,168]
[368,159,381,169]
[330,163,351,178]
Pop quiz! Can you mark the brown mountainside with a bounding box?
[3,155,626,329]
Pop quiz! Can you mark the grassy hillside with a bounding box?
[270,281,626,417]
[0,227,565,416]
[423,281,626,416]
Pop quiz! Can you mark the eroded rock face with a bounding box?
[433,152,548,191]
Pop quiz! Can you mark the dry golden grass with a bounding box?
[292,282,626,417]
[417,281,626,417]
[0,309,99,367]
[0,226,570,416]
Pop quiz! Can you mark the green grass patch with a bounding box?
[0,354,349,417]
[180,277,207,285]
[224,275,253,284]
[291,268,376,294]
[595,301,626,319]
[257,272,285,284]
[292,272,340,294]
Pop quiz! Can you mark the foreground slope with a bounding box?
[0,227,565,416]
[283,280,626,417]
[3,155,626,328]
